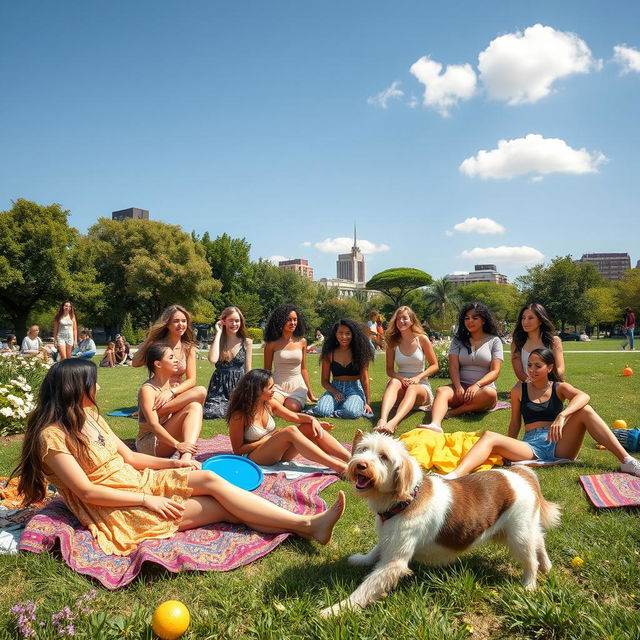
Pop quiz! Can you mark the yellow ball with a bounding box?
[151,600,190,640]
[612,420,628,430]
[571,556,584,568]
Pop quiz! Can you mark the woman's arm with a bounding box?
[551,336,565,381]
[53,319,59,339]
[115,438,194,470]
[244,339,253,374]
[360,364,372,413]
[170,347,197,396]
[263,341,274,371]
[320,355,337,395]
[207,322,223,365]
[72,318,78,347]
[511,342,527,382]
[417,335,439,380]
[228,412,269,456]
[547,382,590,442]
[507,384,523,439]
[299,340,317,401]
[449,354,462,389]
[385,345,399,379]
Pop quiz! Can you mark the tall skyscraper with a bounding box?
[336,226,366,283]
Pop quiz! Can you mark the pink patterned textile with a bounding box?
[18,435,337,589]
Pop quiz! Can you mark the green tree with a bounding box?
[87,218,221,329]
[584,285,619,338]
[315,297,366,334]
[516,256,604,330]
[366,268,433,307]
[615,268,640,316]
[423,277,462,332]
[0,199,82,340]
[458,282,523,325]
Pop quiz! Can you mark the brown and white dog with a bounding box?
[321,430,560,617]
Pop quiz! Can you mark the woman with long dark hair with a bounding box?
[312,318,374,419]
[420,302,503,433]
[227,369,350,474]
[443,348,640,478]
[53,301,77,361]
[263,304,317,412]
[511,303,565,382]
[13,360,345,556]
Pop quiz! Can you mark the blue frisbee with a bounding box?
[202,454,264,491]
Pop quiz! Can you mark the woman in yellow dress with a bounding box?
[13,360,345,557]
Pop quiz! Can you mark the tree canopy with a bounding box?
[458,282,523,324]
[366,268,433,307]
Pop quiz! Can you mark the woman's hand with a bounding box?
[399,377,412,388]
[318,420,334,431]
[310,418,325,438]
[174,458,201,470]
[143,495,185,520]
[175,441,197,454]
[453,384,465,401]
[308,393,319,403]
[408,376,422,386]
[364,403,373,415]
[153,388,174,410]
[547,414,566,442]
[215,320,224,333]
[332,391,345,403]
[463,383,480,403]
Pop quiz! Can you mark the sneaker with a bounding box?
[621,343,626,350]
[620,457,640,477]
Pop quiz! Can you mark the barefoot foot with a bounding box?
[312,491,346,545]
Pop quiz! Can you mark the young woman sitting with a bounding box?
[137,344,203,462]
[443,348,640,478]
[13,359,345,557]
[313,318,374,419]
[100,341,116,367]
[419,302,502,433]
[511,302,565,382]
[228,369,351,475]
[375,306,439,435]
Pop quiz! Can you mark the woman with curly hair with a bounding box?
[53,301,78,361]
[203,306,253,419]
[263,304,317,412]
[419,302,503,433]
[374,306,439,435]
[511,303,565,382]
[13,359,345,556]
[312,318,374,419]
[228,369,350,474]
[132,305,207,418]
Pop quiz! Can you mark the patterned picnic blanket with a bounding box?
[579,472,640,508]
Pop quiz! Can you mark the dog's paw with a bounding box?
[348,552,376,566]
[320,602,347,618]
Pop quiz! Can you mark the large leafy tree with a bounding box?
[423,277,462,331]
[516,256,604,330]
[366,268,433,307]
[87,218,220,330]
[615,268,640,316]
[0,199,81,340]
[458,282,523,325]
[584,285,619,338]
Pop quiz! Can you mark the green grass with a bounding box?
[1,351,640,639]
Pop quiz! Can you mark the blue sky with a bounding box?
[1,1,639,282]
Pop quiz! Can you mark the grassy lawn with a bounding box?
[1,349,639,639]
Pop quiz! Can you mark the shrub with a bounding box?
[431,337,451,379]
[246,327,264,344]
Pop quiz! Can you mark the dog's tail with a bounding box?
[508,466,561,530]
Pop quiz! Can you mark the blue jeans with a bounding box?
[74,350,96,359]
[626,328,635,350]
[314,380,366,419]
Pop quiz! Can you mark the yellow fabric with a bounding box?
[399,428,503,473]
[39,411,192,556]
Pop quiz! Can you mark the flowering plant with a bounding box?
[0,353,51,389]
[431,337,451,379]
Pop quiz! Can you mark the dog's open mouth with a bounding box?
[355,474,373,490]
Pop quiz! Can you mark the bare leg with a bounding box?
[248,426,347,473]
[554,405,629,461]
[383,385,430,434]
[186,470,345,543]
[156,386,207,418]
[447,387,497,417]
[298,422,350,461]
[445,431,535,478]
[426,385,455,427]
[376,379,403,430]
[155,401,203,460]
[283,397,303,412]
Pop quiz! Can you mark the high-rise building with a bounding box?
[445,264,509,286]
[278,258,314,280]
[112,207,149,221]
[336,226,366,283]
[577,253,631,281]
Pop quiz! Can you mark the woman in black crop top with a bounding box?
[312,319,374,419]
[443,348,640,478]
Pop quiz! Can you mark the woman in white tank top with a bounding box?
[53,300,78,360]
[375,306,439,435]
[511,303,565,382]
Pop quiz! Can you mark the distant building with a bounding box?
[336,226,366,284]
[577,253,631,281]
[317,278,373,298]
[112,207,149,221]
[278,258,314,281]
[445,264,508,286]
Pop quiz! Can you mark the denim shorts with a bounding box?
[523,427,557,461]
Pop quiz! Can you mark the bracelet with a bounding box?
[170,388,176,397]
[141,493,146,507]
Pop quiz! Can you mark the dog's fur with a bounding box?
[321,430,561,617]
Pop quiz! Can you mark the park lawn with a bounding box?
[1,351,639,639]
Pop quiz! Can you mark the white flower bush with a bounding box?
[431,337,452,378]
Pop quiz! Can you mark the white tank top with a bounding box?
[395,341,425,378]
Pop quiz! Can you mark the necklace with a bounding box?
[85,412,106,446]
[528,381,551,403]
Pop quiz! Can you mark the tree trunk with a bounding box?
[10,307,31,343]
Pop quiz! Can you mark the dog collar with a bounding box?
[378,484,421,522]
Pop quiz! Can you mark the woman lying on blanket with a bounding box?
[136,344,203,462]
[441,348,640,479]
[13,360,345,557]
[227,369,351,475]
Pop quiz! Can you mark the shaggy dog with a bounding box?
[321,430,560,617]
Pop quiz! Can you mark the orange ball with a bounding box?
[151,601,190,640]
[623,366,633,377]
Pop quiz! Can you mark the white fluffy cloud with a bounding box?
[267,255,289,265]
[409,56,477,116]
[367,81,404,109]
[452,217,506,234]
[613,45,640,75]
[314,237,390,254]
[478,24,599,105]
[459,246,544,267]
[301,241,312,247]
[459,134,607,180]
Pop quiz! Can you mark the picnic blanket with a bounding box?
[106,407,137,418]
[579,472,640,508]
[18,435,338,589]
